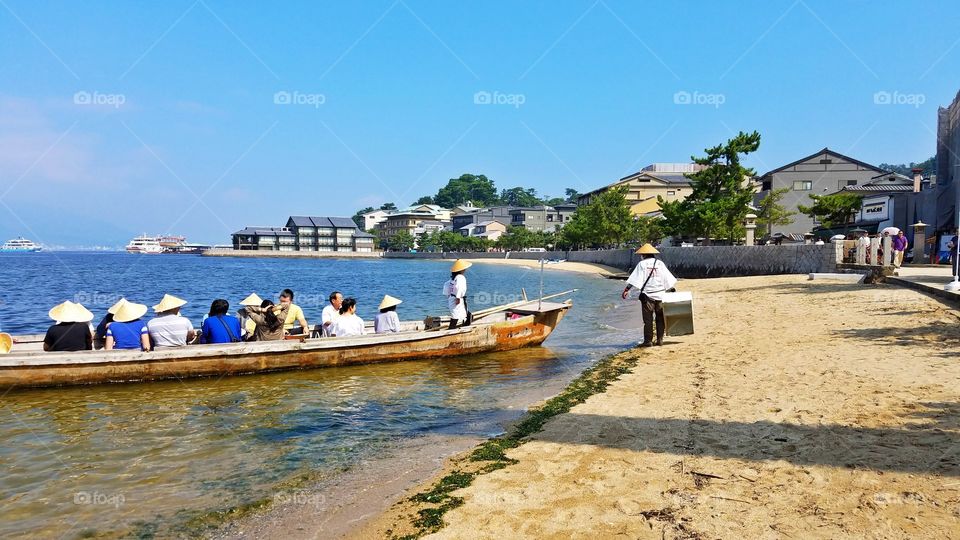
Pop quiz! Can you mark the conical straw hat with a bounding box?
[107,298,128,315]
[153,294,187,313]
[48,300,94,323]
[450,259,472,273]
[635,243,659,255]
[378,294,402,310]
[112,301,148,323]
[239,293,264,306]
[0,333,12,354]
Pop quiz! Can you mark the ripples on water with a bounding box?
[0,253,640,537]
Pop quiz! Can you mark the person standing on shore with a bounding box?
[322,291,343,337]
[892,231,908,268]
[622,244,677,347]
[445,260,472,329]
[279,289,309,335]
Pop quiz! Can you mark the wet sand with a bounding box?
[360,275,960,538]
[465,257,623,276]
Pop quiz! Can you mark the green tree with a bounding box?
[630,216,664,245]
[433,174,499,208]
[496,226,537,251]
[379,202,397,211]
[389,230,415,252]
[878,156,936,177]
[499,187,541,207]
[756,187,796,236]
[797,193,862,229]
[414,196,435,205]
[543,196,567,206]
[559,186,635,249]
[564,188,581,202]
[659,131,761,243]
[351,206,375,229]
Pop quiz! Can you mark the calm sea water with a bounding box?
[0,253,642,538]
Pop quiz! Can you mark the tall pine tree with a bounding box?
[660,131,761,243]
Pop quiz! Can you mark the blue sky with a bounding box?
[1,0,958,246]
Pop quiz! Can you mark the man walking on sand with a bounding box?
[622,244,677,347]
[892,230,908,268]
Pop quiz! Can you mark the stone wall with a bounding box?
[384,244,839,277]
[656,244,838,278]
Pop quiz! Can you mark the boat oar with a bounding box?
[471,289,578,320]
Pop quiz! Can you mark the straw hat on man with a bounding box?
[105,301,150,351]
[622,243,677,348]
[0,332,11,354]
[43,300,94,352]
[148,294,195,348]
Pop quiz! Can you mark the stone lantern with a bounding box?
[744,213,758,246]
[911,221,927,265]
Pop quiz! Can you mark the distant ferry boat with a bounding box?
[1,237,42,252]
[125,234,208,254]
[125,235,164,254]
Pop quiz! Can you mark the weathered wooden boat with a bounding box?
[0,298,572,390]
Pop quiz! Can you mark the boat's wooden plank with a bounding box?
[0,326,484,367]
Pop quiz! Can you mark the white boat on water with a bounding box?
[1,237,42,252]
[125,235,164,254]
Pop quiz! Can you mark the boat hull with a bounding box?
[0,306,569,389]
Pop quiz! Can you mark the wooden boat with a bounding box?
[0,297,572,390]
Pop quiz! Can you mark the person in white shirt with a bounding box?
[147,294,196,348]
[328,297,365,337]
[622,244,677,347]
[445,259,471,329]
[321,291,343,337]
[374,295,402,333]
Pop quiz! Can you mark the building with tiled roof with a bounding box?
[231,216,375,252]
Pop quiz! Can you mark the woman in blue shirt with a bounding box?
[201,299,242,344]
[105,301,150,351]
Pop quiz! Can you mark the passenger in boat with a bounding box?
[321,291,343,337]
[200,299,243,344]
[44,300,94,352]
[237,293,264,340]
[374,295,402,334]
[445,259,472,329]
[240,300,288,341]
[105,301,151,351]
[279,288,309,335]
[147,294,196,348]
[328,297,365,337]
[622,243,677,348]
[93,297,126,350]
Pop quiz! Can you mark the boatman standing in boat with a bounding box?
[445,259,472,329]
[622,244,677,347]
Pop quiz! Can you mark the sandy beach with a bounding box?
[358,274,960,539]
[463,257,623,276]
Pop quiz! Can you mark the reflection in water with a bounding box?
[0,257,639,537]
